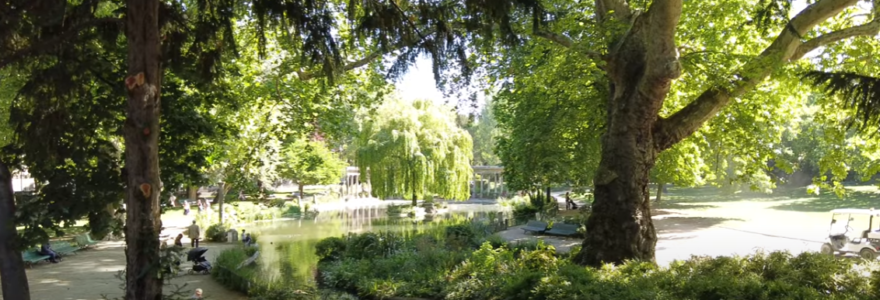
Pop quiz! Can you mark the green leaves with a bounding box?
[277,137,346,186]
[356,98,472,201]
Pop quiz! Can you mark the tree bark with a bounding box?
[0,161,30,300]
[574,0,682,267]
[655,181,664,203]
[545,187,551,207]
[123,0,163,299]
[216,182,227,224]
[299,182,305,206]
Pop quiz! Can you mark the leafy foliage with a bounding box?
[803,72,880,133]
[462,100,501,165]
[277,138,346,187]
[205,224,229,242]
[319,229,880,300]
[356,98,473,202]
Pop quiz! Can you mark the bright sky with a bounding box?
[396,56,444,103]
[393,55,486,115]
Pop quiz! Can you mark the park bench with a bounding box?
[21,251,51,267]
[50,241,80,256]
[545,223,581,237]
[74,233,99,249]
[521,221,549,234]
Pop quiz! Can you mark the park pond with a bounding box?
[238,203,511,285]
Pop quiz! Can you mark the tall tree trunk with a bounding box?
[216,182,226,224]
[0,161,30,300]
[298,181,305,206]
[545,187,551,205]
[655,181,664,203]
[123,0,163,298]
[574,2,681,267]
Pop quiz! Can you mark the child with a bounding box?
[174,233,184,247]
[191,288,203,299]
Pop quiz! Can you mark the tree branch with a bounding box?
[653,0,861,151]
[534,30,606,62]
[534,30,573,48]
[0,17,121,69]
[791,20,880,60]
[642,0,684,84]
[595,0,633,22]
[297,50,386,80]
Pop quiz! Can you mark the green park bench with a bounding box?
[50,241,80,256]
[521,221,549,234]
[21,251,51,267]
[74,233,99,249]
[545,223,581,237]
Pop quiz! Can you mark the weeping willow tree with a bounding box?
[357,99,473,206]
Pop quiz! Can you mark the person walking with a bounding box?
[183,200,190,215]
[188,221,201,248]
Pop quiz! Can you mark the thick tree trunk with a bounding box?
[575,121,659,266]
[123,0,163,299]
[655,181,664,203]
[0,161,30,300]
[574,2,681,267]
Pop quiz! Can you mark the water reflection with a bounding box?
[246,203,508,284]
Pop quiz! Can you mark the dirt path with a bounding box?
[3,241,247,300]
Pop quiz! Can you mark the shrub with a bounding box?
[512,203,539,223]
[205,224,228,242]
[212,247,258,293]
[315,237,346,262]
[445,224,488,249]
[268,198,287,208]
[282,205,302,217]
[319,232,880,300]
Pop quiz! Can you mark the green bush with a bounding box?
[512,203,539,222]
[205,224,228,242]
[268,198,287,208]
[212,247,258,293]
[315,237,346,262]
[318,229,880,300]
[282,205,302,217]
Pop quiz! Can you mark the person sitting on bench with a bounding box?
[565,192,578,210]
[39,242,61,263]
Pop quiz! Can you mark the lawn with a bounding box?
[651,184,880,243]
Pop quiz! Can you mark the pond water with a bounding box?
[244,203,510,284]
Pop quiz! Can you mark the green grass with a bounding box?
[649,185,880,239]
[656,185,880,213]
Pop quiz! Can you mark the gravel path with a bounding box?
[2,241,246,300]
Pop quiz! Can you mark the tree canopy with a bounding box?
[356,98,473,205]
[278,137,346,197]
[463,100,502,166]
